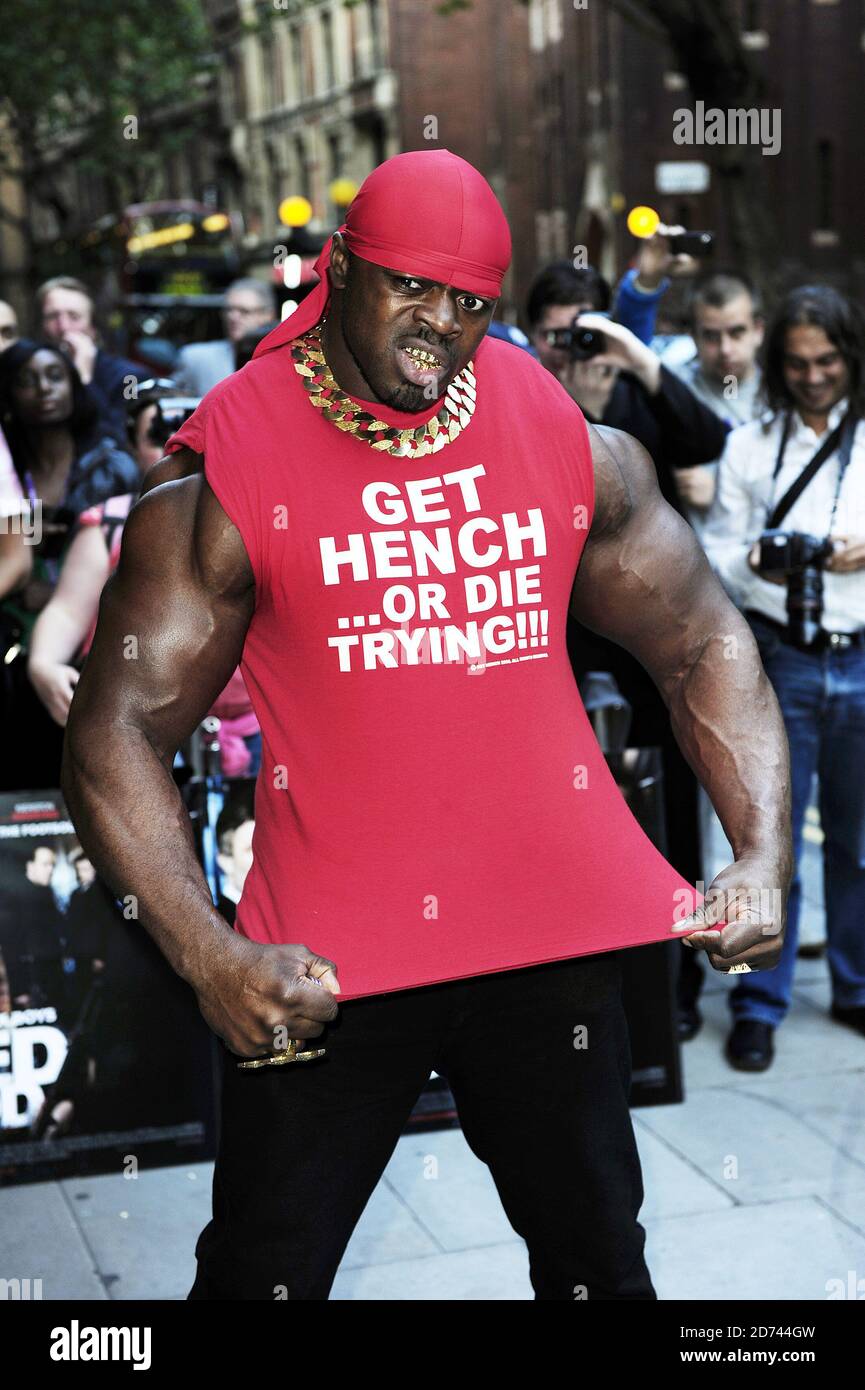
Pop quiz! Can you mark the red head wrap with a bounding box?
[252,148,512,359]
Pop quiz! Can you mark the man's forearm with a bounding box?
[62,727,236,990]
[654,610,793,872]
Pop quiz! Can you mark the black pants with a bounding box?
[188,952,656,1301]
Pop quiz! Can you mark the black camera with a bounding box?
[543,319,607,360]
[668,231,714,257]
[758,528,836,647]
[145,396,200,448]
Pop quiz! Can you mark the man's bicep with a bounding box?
[569,430,731,690]
[68,475,255,763]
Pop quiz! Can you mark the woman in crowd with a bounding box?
[0,339,140,787]
[25,380,261,778]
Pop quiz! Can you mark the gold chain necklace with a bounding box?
[291,325,477,458]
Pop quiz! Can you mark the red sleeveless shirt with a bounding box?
[166,334,704,1000]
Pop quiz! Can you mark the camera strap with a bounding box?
[767,409,858,532]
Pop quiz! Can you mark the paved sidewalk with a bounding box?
[2,789,863,1300]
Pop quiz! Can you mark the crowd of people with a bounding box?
[1,229,864,1078]
[524,238,865,1071]
[0,275,278,790]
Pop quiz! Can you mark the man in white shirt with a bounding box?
[173,279,276,396]
[703,284,865,1071]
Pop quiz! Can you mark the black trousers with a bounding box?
[188,951,657,1301]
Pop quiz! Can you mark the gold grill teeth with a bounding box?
[405,347,439,365]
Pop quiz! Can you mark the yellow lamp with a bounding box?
[627,206,661,239]
[279,196,313,228]
[329,178,358,207]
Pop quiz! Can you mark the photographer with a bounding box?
[702,284,865,1069]
[527,261,729,515]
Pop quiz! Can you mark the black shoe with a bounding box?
[725,1020,775,1072]
[830,1004,865,1037]
[676,1003,703,1042]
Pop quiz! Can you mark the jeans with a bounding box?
[730,611,865,1027]
[188,952,656,1301]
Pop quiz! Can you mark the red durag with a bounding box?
[252,148,513,359]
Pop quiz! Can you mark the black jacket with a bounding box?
[583,364,729,519]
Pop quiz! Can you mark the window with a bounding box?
[295,136,310,201]
[326,132,341,217]
[327,131,341,181]
[271,139,286,229]
[321,10,336,89]
[272,31,286,106]
[368,0,382,68]
[291,25,304,101]
[229,49,247,120]
[259,37,273,111]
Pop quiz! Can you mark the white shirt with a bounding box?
[702,397,865,632]
[665,352,763,430]
[656,348,763,546]
[0,425,25,517]
[173,339,235,397]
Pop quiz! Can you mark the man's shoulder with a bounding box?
[94,348,142,386]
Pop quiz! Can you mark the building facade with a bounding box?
[6,0,864,331]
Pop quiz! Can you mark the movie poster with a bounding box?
[0,792,217,1186]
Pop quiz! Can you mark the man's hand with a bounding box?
[58,330,98,384]
[747,540,787,585]
[673,465,715,509]
[671,851,790,974]
[574,313,662,395]
[824,535,865,573]
[28,659,79,726]
[557,355,619,420]
[195,936,341,1058]
[633,233,699,291]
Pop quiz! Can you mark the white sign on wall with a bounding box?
[655,161,711,194]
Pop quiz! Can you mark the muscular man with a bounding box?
[63,151,792,1301]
